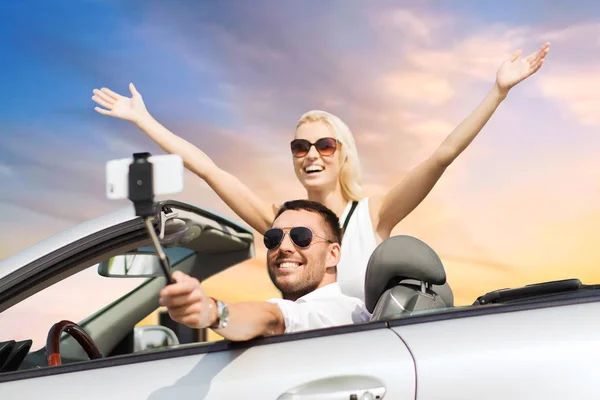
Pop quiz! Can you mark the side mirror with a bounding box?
[98,253,168,278]
[133,326,179,352]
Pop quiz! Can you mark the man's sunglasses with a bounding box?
[264,226,333,250]
[290,137,338,158]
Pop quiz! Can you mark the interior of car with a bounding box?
[0,202,255,374]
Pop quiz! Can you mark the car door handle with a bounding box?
[277,375,386,400]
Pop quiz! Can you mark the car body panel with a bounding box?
[0,326,416,399]
[392,301,600,400]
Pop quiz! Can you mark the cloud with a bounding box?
[399,20,600,129]
[447,147,600,269]
[368,5,532,85]
[0,202,76,259]
[518,210,600,283]
[385,9,433,40]
[0,164,13,177]
[521,22,600,126]
[380,72,455,106]
[409,119,457,140]
[543,22,600,44]
[406,27,529,81]
[372,7,446,43]
[100,134,148,156]
[537,68,600,126]
[0,119,163,224]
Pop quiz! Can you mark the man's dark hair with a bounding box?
[274,200,342,244]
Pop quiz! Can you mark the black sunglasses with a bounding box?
[290,137,338,158]
[264,226,333,250]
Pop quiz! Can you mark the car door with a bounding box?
[0,322,415,399]
[391,298,600,400]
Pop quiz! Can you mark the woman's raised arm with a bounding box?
[371,42,550,240]
[92,83,277,234]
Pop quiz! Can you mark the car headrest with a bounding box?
[364,235,447,312]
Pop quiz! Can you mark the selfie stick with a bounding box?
[127,152,175,285]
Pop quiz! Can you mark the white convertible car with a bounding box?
[0,200,598,399]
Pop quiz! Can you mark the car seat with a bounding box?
[364,235,453,321]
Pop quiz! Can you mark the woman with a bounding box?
[92,42,550,302]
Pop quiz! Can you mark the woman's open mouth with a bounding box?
[303,165,324,175]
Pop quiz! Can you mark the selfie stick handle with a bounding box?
[143,218,175,284]
[128,152,175,285]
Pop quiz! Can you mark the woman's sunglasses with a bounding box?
[264,226,333,250]
[290,137,338,158]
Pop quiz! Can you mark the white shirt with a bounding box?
[267,282,371,333]
[337,197,378,302]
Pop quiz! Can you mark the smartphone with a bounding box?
[106,154,184,200]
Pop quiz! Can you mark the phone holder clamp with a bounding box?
[127,152,174,284]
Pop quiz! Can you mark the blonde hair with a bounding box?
[296,110,365,201]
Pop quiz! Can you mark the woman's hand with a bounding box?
[495,42,550,95]
[92,83,149,125]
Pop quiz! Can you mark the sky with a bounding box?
[2,0,600,346]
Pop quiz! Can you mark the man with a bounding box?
[159,199,371,341]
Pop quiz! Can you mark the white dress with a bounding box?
[337,197,378,302]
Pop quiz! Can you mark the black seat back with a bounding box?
[364,235,453,320]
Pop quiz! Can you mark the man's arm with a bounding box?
[159,271,285,341]
[212,301,285,341]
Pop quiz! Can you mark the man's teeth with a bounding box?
[279,262,301,269]
[305,166,324,173]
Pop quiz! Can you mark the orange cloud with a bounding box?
[406,29,527,81]
[516,210,600,283]
[377,9,436,42]
[370,7,453,45]
[380,72,455,106]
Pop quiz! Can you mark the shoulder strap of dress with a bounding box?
[341,201,359,239]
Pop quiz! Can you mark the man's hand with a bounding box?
[160,271,284,341]
[159,271,217,329]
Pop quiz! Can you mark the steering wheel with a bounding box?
[46,320,104,367]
